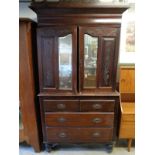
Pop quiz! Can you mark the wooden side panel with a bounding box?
[99,38,115,87]
[119,121,135,138]
[119,66,135,93]
[19,20,40,152]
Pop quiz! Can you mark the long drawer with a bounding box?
[43,100,79,112]
[80,100,115,112]
[46,127,113,143]
[45,112,114,127]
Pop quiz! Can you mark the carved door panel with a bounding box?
[37,27,77,93]
[79,25,120,92]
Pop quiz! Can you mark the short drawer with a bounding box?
[46,127,113,143]
[45,112,114,127]
[43,100,79,112]
[80,100,115,112]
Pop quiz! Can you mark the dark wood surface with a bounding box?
[45,113,114,127]
[79,25,120,93]
[46,127,113,143]
[19,19,41,152]
[80,100,115,112]
[37,26,77,93]
[43,100,79,112]
[29,1,128,151]
[30,2,129,26]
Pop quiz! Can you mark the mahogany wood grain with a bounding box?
[30,2,129,26]
[45,112,114,127]
[80,100,115,112]
[43,100,80,112]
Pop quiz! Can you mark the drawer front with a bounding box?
[45,113,114,127]
[43,100,79,112]
[46,127,113,142]
[80,100,115,112]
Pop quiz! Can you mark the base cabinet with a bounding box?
[39,96,120,153]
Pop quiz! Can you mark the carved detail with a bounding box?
[38,28,72,37]
[102,38,115,86]
[84,27,118,37]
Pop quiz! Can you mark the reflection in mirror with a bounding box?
[59,34,72,89]
[84,34,98,88]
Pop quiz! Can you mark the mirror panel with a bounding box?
[84,34,98,88]
[59,34,72,89]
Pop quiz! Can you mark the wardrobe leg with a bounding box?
[105,142,114,153]
[45,143,52,153]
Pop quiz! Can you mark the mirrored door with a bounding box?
[79,25,120,92]
[37,26,77,93]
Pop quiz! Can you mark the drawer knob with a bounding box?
[59,132,66,138]
[93,132,100,137]
[92,118,102,123]
[57,103,66,109]
[92,104,102,109]
[58,117,66,123]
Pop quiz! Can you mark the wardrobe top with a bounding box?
[30,2,129,14]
